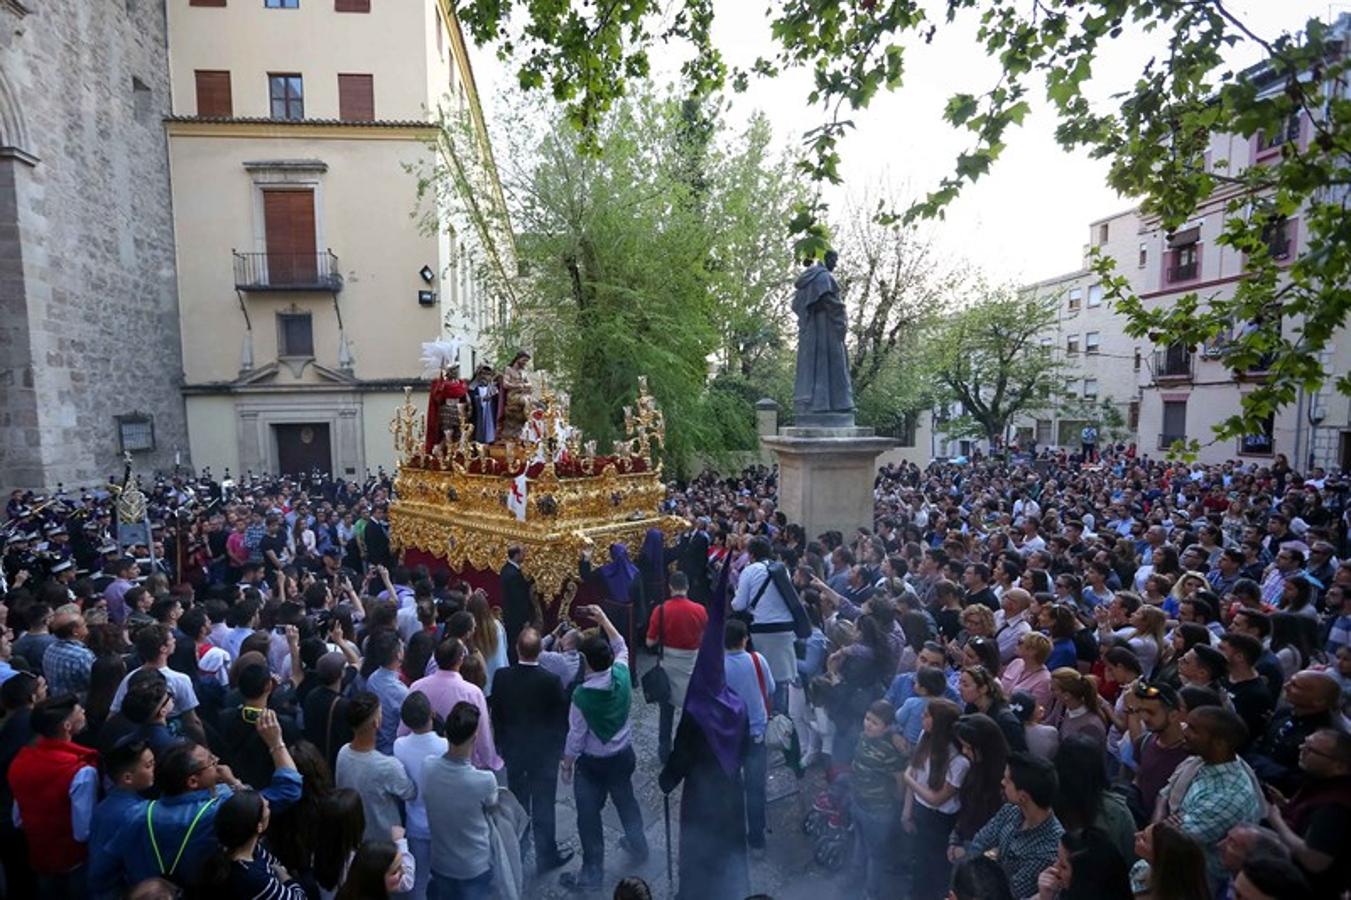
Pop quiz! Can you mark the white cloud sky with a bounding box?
[470,1,1342,283]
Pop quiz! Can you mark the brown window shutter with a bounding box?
[263,190,318,285]
[335,0,370,12]
[194,71,233,118]
[338,74,374,121]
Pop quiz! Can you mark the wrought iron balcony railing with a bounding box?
[233,250,343,292]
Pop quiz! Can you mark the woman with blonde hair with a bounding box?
[1046,668,1107,746]
[465,590,507,694]
[956,604,996,643]
[1098,594,1166,678]
[1169,571,1207,608]
[1000,632,1053,711]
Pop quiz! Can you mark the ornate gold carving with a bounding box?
[389,375,684,604]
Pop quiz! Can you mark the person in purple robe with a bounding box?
[579,544,645,652]
[636,528,668,634]
[658,560,751,900]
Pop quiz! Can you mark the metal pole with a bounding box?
[663,792,674,892]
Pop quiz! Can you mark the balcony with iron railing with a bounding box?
[233,250,343,292]
[1151,346,1194,382]
[1166,260,1198,283]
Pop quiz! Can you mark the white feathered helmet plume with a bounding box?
[419,338,463,378]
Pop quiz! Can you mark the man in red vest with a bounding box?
[7,693,98,897]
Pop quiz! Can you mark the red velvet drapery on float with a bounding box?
[399,548,611,632]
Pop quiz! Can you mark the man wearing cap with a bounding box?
[3,532,34,585]
[302,651,353,771]
[89,543,122,594]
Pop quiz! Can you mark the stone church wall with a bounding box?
[0,0,188,490]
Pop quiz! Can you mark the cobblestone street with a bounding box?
[527,652,847,899]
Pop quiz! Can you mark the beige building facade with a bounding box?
[1002,116,1351,469]
[168,0,513,481]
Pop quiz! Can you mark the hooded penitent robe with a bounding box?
[657,559,751,900]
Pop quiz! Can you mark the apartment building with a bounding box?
[1124,119,1351,469]
[1013,207,1146,452]
[167,0,513,479]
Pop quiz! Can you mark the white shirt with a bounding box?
[393,730,449,840]
[910,743,970,813]
[995,610,1032,664]
[110,663,199,715]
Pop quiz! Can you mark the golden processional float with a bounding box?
[387,342,685,619]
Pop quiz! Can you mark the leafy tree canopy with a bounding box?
[922,285,1069,445]
[452,0,1351,451]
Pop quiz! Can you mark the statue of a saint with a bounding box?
[425,362,469,454]
[792,250,854,423]
[499,350,533,439]
[469,364,500,444]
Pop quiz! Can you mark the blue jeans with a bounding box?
[429,868,493,900]
[849,800,896,898]
[574,746,647,883]
[743,738,768,848]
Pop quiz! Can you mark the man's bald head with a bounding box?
[517,627,542,662]
[1287,670,1341,713]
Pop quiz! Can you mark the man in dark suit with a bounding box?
[364,504,392,569]
[489,627,573,873]
[678,517,712,606]
[500,544,532,662]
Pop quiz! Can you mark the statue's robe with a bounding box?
[792,263,854,415]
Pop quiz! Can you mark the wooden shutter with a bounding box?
[194,71,232,117]
[338,74,374,121]
[263,190,317,285]
[335,0,370,12]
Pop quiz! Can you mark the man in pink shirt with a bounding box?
[401,638,502,771]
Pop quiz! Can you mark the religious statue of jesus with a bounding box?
[791,250,855,424]
[500,350,533,439]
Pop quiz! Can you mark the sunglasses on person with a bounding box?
[1132,681,1178,708]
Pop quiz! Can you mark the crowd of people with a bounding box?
[0,444,1347,900]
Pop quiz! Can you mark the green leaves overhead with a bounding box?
[452,1,1351,453]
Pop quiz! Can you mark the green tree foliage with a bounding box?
[497,90,804,473]
[923,286,1068,446]
[831,196,963,432]
[450,2,1351,450]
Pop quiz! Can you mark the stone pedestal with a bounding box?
[761,425,896,538]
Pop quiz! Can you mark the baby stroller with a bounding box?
[801,770,852,870]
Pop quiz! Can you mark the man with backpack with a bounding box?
[731,536,808,712]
